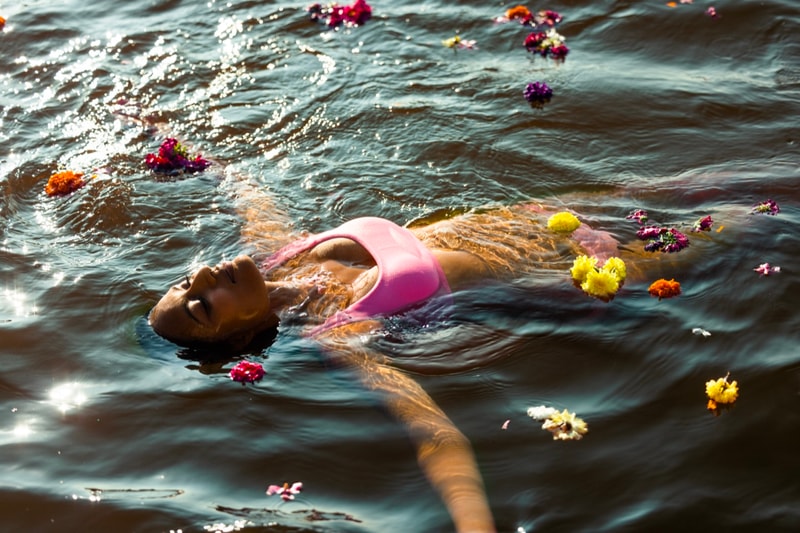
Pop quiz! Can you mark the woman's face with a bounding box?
[150,255,271,346]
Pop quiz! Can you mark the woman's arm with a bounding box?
[315,322,497,533]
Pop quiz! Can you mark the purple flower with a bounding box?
[145,138,211,175]
[267,482,303,501]
[534,10,563,27]
[229,361,266,384]
[636,225,665,240]
[750,199,780,216]
[637,225,689,253]
[626,209,649,224]
[692,215,713,232]
[307,0,371,28]
[524,81,553,104]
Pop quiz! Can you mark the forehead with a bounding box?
[151,290,210,343]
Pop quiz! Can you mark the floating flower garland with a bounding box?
[45,170,86,197]
[570,255,627,301]
[307,0,372,28]
[267,481,303,501]
[145,138,211,175]
[648,278,681,300]
[705,373,738,411]
[547,211,579,233]
[750,199,780,216]
[229,361,266,384]
[754,263,780,276]
[626,209,649,225]
[524,29,569,59]
[636,226,690,253]
[524,81,553,104]
[442,35,477,49]
[527,405,588,441]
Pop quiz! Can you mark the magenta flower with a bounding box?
[524,81,553,104]
[229,361,266,384]
[750,199,780,216]
[145,138,211,175]
[692,215,713,232]
[534,10,563,27]
[307,0,371,28]
[267,482,303,501]
[637,226,690,253]
[754,263,780,276]
[626,209,649,224]
[706,6,719,18]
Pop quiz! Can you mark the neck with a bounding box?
[265,281,306,317]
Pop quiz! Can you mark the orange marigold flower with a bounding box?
[45,170,86,197]
[648,278,681,300]
[506,5,532,20]
[0,16,6,30]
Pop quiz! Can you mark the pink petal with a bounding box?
[266,485,283,495]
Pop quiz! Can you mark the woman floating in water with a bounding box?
[149,165,637,532]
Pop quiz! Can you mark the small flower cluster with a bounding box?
[229,361,266,384]
[524,29,569,59]
[692,215,713,232]
[145,138,211,175]
[570,255,627,301]
[705,374,738,411]
[0,15,5,30]
[442,35,477,50]
[307,0,372,28]
[267,481,303,501]
[636,226,690,253]
[524,81,553,104]
[547,211,580,233]
[625,209,649,224]
[45,170,86,197]
[648,278,681,300]
[498,6,563,28]
[527,405,588,441]
[750,199,780,216]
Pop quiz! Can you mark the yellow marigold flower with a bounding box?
[547,211,581,233]
[570,254,597,283]
[601,257,626,282]
[705,374,738,405]
[581,269,619,299]
[541,409,588,441]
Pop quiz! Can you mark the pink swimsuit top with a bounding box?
[263,217,451,334]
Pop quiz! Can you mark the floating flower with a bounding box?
[692,215,713,232]
[145,138,211,175]
[307,0,371,28]
[547,211,579,233]
[0,16,5,30]
[705,374,738,409]
[636,226,689,253]
[754,263,780,276]
[524,81,553,104]
[45,170,86,197]
[692,327,711,337]
[229,361,266,384]
[706,6,719,18]
[570,255,626,300]
[506,5,532,23]
[501,419,510,430]
[626,209,649,225]
[534,10,563,27]
[648,278,681,300]
[524,29,569,59]
[442,35,477,49]
[528,406,586,441]
[267,482,303,501]
[750,199,779,216]
[497,7,563,28]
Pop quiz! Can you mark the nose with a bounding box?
[184,266,216,297]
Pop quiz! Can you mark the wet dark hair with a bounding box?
[174,326,279,364]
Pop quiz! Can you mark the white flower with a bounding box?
[527,405,558,421]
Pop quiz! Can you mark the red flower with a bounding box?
[45,170,86,197]
[229,361,266,384]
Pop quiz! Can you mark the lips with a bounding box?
[217,261,236,283]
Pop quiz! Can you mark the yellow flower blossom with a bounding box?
[541,409,588,441]
[547,211,581,233]
[570,255,597,282]
[581,269,619,299]
[602,257,627,282]
[705,374,739,404]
